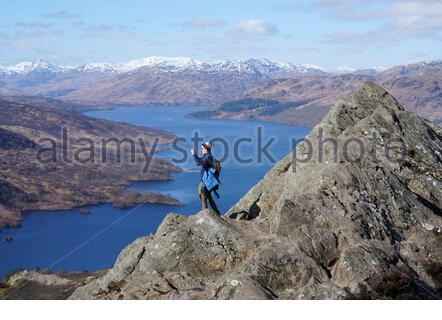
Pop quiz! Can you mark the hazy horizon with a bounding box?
[1,54,438,71]
[1,0,441,69]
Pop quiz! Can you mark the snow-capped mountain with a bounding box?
[331,66,386,76]
[76,56,200,73]
[0,56,331,107]
[0,59,70,75]
[0,57,440,126]
[377,59,442,78]
[236,59,327,76]
[0,56,329,76]
[0,57,412,78]
[74,56,330,76]
[0,56,389,77]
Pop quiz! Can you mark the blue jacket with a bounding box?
[194,152,220,196]
[202,167,219,192]
[194,152,219,192]
[193,152,214,177]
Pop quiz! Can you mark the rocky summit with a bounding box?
[69,82,442,299]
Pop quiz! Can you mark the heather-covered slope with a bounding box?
[0,99,181,229]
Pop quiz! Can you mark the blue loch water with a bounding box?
[0,106,310,278]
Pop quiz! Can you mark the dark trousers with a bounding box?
[198,181,220,214]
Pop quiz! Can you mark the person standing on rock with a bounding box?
[191,141,221,215]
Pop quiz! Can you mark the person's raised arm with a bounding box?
[191,149,205,166]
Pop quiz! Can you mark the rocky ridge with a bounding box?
[66,82,442,299]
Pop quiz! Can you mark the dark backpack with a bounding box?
[214,159,222,179]
[211,159,222,198]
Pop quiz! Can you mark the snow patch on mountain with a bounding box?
[331,65,386,76]
[76,56,201,73]
[0,60,70,75]
[0,56,329,76]
[0,56,390,77]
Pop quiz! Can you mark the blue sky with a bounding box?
[0,0,441,69]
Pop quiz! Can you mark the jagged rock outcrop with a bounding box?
[70,82,442,299]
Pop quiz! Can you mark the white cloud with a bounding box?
[310,0,377,20]
[15,29,48,37]
[234,19,278,36]
[182,17,226,30]
[79,24,143,41]
[387,1,442,17]
[317,0,442,46]
[83,24,137,33]
[16,22,52,28]
[13,21,63,38]
[44,10,82,19]
[312,0,442,20]
[11,19,67,39]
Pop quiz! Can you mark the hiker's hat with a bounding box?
[202,141,213,150]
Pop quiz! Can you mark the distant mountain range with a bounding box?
[190,60,442,126]
[0,57,331,106]
[0,57,376,76]
[0,57,441,125]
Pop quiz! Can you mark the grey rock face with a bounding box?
[70,210,255,299]
[71,82,442,299]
